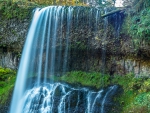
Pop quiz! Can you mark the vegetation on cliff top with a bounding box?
[0,1,35,20]
[0,0,116,6]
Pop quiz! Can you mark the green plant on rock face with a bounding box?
[138,79,150,93]
[124,92,150,113]
[134,93,150,106]
[128,8,150,44]
[137,12,150,38]
[0,67,16,104]
[122,1,150,48]
[0,67,16,80]
[114,74,150,113]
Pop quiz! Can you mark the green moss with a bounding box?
[0,67,16,105]
[60,71,110,89]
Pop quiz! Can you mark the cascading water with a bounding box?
[10,6,120,113]
[12,83,118,113]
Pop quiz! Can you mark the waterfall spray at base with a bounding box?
[10,6,121,113]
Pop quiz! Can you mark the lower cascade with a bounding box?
[22,83,118,113]
[10,6,121,113]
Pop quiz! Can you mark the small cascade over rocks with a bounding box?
[10,6,121,113]
[22,83,118,113]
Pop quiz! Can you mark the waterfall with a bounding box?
[10,6,120,113]
[14,83,118,113]
[101,8,108,87]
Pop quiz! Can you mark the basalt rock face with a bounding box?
[0,18,30,49]
[0,7,150,77]
[0,16,30,69]
[0,51,19,69]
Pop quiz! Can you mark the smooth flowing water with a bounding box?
[10,6,120,113]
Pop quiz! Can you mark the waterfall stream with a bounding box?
[10,6,121,113]
[22,83,117,113]
[18,83,118,113]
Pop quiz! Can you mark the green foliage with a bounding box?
[123,7,150,49]
[0,67,16,81]
[130,8,150,40]
[29,0,87,6]
[134,92,150,106]
[112,73,150,113]
[60,71,150,112]
[0,67,16,104]
[122,0,150,49]
[0,1,34,20]
[60,71,110,89]
[0,0,116,6]
[123,92,150,113]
